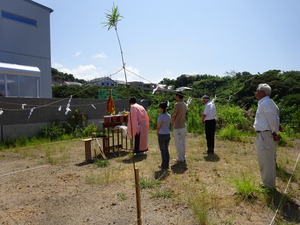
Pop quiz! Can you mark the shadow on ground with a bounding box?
[276,164,295,182]
[76,150,131,166]
[122,154,148,164]
[171,161,188,174]
[204,153,220,162]
[154,169,170,180]
[266,189,300,223]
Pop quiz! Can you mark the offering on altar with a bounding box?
[103,113,128,124]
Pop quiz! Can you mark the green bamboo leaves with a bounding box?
[102,4,123,31]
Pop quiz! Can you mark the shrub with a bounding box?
[147,108,161,130]
[217,104,251,131]
[83,123,98,137]
[277,132,292,147]
[186,100,204,134]
[66,109,87,134]
[15,137,30,147]
[219,125,243,141]
[40,121,66,140]
[230,173,264,200]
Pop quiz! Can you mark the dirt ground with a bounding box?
[0,140,195,225]
[0,135,299,225]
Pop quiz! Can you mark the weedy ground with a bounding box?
[0,131,299,225]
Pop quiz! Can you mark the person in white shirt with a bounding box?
[254,83,280,188]
[202,95,216,154]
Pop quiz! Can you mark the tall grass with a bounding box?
[188,188,209,225]
[229,173,264,200]
[140,177,161,189]
[219,125,243,141]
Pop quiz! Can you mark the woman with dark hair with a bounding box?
[156,101,171,169]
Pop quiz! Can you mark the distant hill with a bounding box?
[51,68,86,85]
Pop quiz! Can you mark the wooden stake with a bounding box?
[134,168,142,225]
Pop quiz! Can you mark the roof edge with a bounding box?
[23,0,53,13]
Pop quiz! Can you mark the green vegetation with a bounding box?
[51,68,86,85]
[117,192,127,200]
[229,173,264,200]
[219,125,243,141]
[149,188,174,199]
[0,110,99,150]
[188,188,209,225]
[51,66,300,139]
[93,159,110,168]
[139,177,161,189]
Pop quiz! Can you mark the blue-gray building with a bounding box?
[0,0,53,98]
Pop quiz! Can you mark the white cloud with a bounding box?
[73,51,82,57]
[92,53,108,59]
[52,63,63,69]
[59,64,106,81]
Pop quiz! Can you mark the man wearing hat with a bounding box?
[172,91,187,162]
[202,95,216,154]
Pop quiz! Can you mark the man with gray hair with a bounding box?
[254,83,280,188]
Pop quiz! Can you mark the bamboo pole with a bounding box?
[134,168,142,225]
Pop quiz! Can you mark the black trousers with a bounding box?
[158,134,171,168]
[205,119,216,152]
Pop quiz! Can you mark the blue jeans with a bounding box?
[158,134,171,168]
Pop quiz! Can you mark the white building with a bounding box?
[0,0,53,98]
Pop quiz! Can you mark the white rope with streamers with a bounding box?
[269,151,300,225]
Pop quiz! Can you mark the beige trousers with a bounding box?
[173,127,187,161]
[256,131,277,188]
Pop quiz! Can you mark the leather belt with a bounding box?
[256,130,271,133]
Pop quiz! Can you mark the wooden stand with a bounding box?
[81,138,92,162]
[102,115,129,155]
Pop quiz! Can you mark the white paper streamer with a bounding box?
[152,84,165,94]
[212,94,217,103]
[91,104,96,109]
[186,97,192,107]
[58,106,62,111]
[21,104,27,109]
[0,109,3,115]
[27,107,35,121]
[65,95,73,115]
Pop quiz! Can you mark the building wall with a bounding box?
[0,97,148,141]
[0,0,52,98]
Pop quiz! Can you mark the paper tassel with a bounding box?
[65,95,73,115]
[27,107,35,121]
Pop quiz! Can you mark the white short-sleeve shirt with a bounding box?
[203,100,216,120]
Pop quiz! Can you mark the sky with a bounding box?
[36,0,300,83]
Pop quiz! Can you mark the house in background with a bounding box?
[0,0,53,98]
[128,81,156,91]
[87,77,117,87]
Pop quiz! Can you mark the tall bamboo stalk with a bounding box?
[103,5,141,224]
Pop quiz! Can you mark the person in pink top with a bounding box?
[127,97,149,155]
